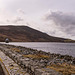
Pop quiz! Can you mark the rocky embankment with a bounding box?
[0,44,75,75]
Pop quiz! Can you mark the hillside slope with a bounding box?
[0,25,72,42]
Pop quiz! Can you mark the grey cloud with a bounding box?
[17,9,25,14]
[44,11,75,26]
[44,11,75,39]
[13,17,24,23]
[6,17,24,23]
[6,19,10,22]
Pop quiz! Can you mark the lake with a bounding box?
[0,42,75,57]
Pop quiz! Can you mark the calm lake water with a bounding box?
[0,42,75,57]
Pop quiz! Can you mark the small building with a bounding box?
[5,38,9,43]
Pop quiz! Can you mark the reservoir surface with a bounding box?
[0,42,75,57]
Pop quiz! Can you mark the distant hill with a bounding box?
[0,25,74,42]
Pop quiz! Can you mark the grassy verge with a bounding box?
[47,63,75,75]
[23,54,50,59]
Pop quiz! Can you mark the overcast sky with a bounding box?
[0,0,75,40]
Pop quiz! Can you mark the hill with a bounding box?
[0,25,74,42]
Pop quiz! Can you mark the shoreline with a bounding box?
[1,42,75,58]
[0,43,75,75]
[1,42,75,57]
